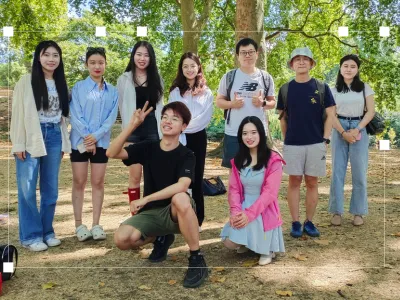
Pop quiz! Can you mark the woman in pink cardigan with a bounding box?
[221,116,285,265]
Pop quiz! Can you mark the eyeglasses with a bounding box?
[87,47,106,54]
[161,115,182,123]
[239,50,256,57]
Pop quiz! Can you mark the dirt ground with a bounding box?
[0,136,399,300]
[0,93,399,300]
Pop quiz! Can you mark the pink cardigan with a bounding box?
[229,151,285,232]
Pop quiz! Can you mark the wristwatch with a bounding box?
[262,99,267,107]
[323,138,330,145]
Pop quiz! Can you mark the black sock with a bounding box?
[190,249,200,256]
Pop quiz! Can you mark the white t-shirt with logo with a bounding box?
[218,68,275,137]
[38,79,61,123]
[331,83,374,117]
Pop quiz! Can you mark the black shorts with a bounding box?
[70,148,108,163]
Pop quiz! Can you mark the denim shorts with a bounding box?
[221,134,239,168]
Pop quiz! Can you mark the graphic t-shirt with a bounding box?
[218,68,275,136]
[331,83,374,117]
[276,79,335,146]
[122,140,195,211]
[39,79,61,123]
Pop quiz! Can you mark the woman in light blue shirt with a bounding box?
[70,47,118,242]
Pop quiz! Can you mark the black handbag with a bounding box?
[1,244,18,281]
[363,88,385,135]
[203,176,226,196]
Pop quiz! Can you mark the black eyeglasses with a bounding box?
[87,47,106,54]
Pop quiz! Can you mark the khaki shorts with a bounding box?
[282,143,327,177]
[121,196,196,239]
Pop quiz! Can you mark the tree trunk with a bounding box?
[235,0,266,69]
[180,0,214,54]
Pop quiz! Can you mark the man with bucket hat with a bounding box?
[276,47,336,238]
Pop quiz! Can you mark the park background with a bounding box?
[0,0,399,299]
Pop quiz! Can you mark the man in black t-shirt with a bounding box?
[107,101,208,288]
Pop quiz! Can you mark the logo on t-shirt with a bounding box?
[311,98,317,104]
[239,82,259,92]
[315,90,319,94]
[185,169,191,174]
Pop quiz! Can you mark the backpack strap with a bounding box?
[224,69,237,125]
[260,70,270,99]
[277,81,291,120]
[314,79,327,121]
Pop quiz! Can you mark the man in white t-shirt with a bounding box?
[216,38,276,169]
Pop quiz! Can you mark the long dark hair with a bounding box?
[125,41,163,105]
[31,40,69,117]
[335,54,364,93]
[234,116,271,171]
[169,52,207,97]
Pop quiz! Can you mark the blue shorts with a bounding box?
[221,134,239,168]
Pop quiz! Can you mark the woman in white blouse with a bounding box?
[168,52,213,231]
[329,54,375,226]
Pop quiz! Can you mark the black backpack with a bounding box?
[224,68,271,124]
[278,78,326,121]
[1,244,18,281]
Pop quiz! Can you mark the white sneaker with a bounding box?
[258,252,276,265]
[45,237,61,247]
[23,242,48,252]
[236,245,249,254]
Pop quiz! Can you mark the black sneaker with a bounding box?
[148,234,175,262]
[183,254,208,288]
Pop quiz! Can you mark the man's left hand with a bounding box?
[251,90,264,108]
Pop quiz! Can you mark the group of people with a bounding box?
[10,37,376,288]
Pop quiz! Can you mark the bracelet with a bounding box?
[341,130,346,136]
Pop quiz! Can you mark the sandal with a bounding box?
[76,224,92,242]
[91,225,107,240]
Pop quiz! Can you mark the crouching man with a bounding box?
[106,101,208,288]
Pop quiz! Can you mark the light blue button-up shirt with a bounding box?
[70,76,119,150]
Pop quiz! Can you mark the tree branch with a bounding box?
[216,0,235,31]
[265,4,357,48]
[198,0,214,28]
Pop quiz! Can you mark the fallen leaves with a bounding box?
[210,275,226,283]
[168,280,177,285]
[213,266,225,272]
[98,282,105,287]
[242,259,259,267]
[42,282,57,290]
[170,255,178,261]
[389,232,400,237]
[138,285,152,290]
[275,290,293,297]
[139,250,150,259]
[314,239,330,246]
[293,254,308,261]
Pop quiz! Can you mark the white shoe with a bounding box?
[199,226,202,233]
[23,242,48,252]
[76,224,93,242]
[45,237,61,247]
[258,252,276,265]
[91,225,107,240]
[236,245,249,254]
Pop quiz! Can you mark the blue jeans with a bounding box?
[329,119,369,216]
[16,123,62,245]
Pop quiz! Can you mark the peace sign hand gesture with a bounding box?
[129,101,154,128]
